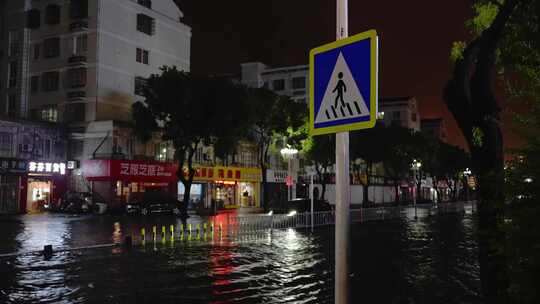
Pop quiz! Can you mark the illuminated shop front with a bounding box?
[81,159,178,210]
[26,161,67,213]
[179,166,262,210]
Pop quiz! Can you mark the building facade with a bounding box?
[1,0,193,212]
[421,118,447,143]
[0,117,67,214]
[379,96,421,132]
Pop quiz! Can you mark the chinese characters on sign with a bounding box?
[0,159,27,173]
[28,161,66,175]
[119,162,172,177]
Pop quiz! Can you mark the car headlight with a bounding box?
[267,210,273,216]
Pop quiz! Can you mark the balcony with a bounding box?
[68,55,87,67]
[70,20,88,32]
[67,90,86,101]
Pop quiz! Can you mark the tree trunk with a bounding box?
[321,172,327,201]
[261,164,268,211]
[363,162,371,205]
[442,1,519,300]
[394,179,400,205]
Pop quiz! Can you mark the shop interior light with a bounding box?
[287,210,297,217]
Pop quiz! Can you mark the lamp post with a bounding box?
[280,146,298,201]
[411,159,422,220]
[463,168,472,202]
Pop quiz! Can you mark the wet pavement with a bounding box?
[0,211,481,303]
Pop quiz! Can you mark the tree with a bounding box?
[132,67,247,219]
[350,123,385,205]
[304,134,334,201]
[245,88,306,210]
[380,126,419,204]
[444,0,536,302]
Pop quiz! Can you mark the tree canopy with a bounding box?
[132,66,247,217]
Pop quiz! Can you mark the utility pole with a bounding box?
[335,0,350,303]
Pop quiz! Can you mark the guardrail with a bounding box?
[0,202,476,259]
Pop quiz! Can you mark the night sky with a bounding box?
[175,0,475,147]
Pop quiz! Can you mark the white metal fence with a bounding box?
[219,201,476,234]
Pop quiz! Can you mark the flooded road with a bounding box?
[0,212,481,303]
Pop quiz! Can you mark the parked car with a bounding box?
[56,192,105,214]
[126,191,182,216]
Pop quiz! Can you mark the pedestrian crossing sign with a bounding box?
[309,29,379,135]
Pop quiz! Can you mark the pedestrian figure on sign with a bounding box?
[333,72,347,107]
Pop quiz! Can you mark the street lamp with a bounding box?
[463,168,472,202]
[280,146,299,201]
[411,159,422,220]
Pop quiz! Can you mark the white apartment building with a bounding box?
[1,0,191,206]
[22,0,190,161]
[379,96,421,132]
[240,62,309,104]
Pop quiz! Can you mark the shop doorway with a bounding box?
[27,179,52,213]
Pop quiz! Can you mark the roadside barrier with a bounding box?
[0,202,476,260]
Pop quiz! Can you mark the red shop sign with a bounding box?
[82,159,178,183]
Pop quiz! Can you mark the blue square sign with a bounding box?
[309,30,379,135]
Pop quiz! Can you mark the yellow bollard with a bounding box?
[210,222,214,232]
[152,226,157,242]
[203,222,207,232]
[141,228,146,242]
[170,225,175,242]
[180,224,184,233]
[188,224,192,234]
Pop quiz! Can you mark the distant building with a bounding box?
[379,96,421,132]
[240,62,308,104]
[421,118,447,142]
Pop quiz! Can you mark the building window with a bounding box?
[43,140,52,159]
[70,0,88,19]
[8,31,20,56]
[155,142,168,161]
[68,68,87,88]
[0,133,13,157]
[136,48,149,64]
[7,95,17,117]
[31,76,39,94]
[40,106,58,122]
[411,113,417,122]
[292,77,306,89]
[43,37,60,58]
[70,140,84,158]
[137,14,155,35]
[33,44,40,60]
[74,34,87,54]
[272,79,285,91]
[392,111,401,119]
[27,9,41,29]
[42,71,60,91]
[134,77,147,96]
[8,62,17,88]
[65,103,85,122]
[137,0,152,9]
[45,5,61,25]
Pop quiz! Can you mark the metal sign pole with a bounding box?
[335,0,350,303]
[310,174,314,231]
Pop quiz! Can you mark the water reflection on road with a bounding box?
[0,212,481,303]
